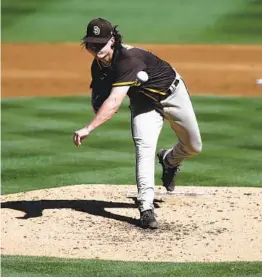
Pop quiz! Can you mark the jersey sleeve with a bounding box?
[112,57,146,87]
[90,59,97,88]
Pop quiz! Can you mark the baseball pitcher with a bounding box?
[73,18,202,229]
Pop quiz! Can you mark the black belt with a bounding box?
[141,78,180,103]
[167,79,179,95]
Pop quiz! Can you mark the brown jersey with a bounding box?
[90,45,176,102]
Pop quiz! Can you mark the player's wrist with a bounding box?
[84,125,94,134]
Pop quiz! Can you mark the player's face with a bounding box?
[87,37,115,64]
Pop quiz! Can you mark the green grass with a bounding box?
[202,0,262,44]
[1,0,262,43]
[1,95,262,195]
[1,255,262,277]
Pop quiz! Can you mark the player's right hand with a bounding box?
[73,127,90,147]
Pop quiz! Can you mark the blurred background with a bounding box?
[1,0,262,194]
[2,0,262,97]
[2,0,262,43]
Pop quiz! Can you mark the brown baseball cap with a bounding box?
[83,18,114,43]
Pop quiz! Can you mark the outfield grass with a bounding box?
[2,0,262,43]
[2,255,262,277]
[1,95,262,195]
[200,0,262,44]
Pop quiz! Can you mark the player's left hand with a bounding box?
[73,127,90,147]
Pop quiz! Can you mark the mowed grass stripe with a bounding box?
[2,97,135,191]
[1,255,262,277]
[203,0,262,44]
[1,95,262,194]
[188,96,262,186]
[2,0,257,43]
[1,167,135,193]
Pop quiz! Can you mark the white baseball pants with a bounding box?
[130,75,202,212]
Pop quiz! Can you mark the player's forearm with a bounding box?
[85,96,120,133]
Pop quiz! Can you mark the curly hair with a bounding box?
[112,25,123,49]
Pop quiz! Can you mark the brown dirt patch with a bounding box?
[2,43,262,98]
[1,185,262,262]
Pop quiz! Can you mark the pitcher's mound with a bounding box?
[1,184,262,262]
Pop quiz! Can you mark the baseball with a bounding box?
[136,71,149,83]
[256,79,262,86]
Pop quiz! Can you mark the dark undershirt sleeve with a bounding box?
[90,59,98,88]
[89,59,113,112]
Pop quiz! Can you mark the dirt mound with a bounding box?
[1,184,262,262]
[2,44,262,98]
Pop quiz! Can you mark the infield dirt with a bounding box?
[2,43,262,98]
[1,185,262,262]
[1,44,262,262]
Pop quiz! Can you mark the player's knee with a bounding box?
[190,139,202,155]
[185,137,202,156]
